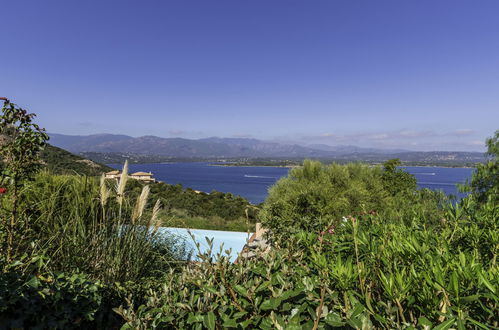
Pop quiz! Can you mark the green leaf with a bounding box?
[433,318,456,330]
[479,274,496,296]
[259,317,274,330]
[349,302,365,319]
[25,276,40,289]
[233,284,248,296]
[260,297,281,311]
[457,319,466,330]
[324,312,345,327]
[187,313,203,324]
[450,271,459,297]
[418,316,432,328]
[466,318,489,329]
[203,312,216,330]
[222,317,238,328]
[460,294,480,302]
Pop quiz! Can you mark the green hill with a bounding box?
[40,144,113,176]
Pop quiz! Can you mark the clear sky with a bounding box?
[1,0,498,151]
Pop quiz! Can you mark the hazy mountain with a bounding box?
[308,144,409,154]
[49,133,133,152]
[48,133,486,165]
[49,133,337,158]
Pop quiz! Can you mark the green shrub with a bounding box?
[259,161,389,236]
[117,201,498,329]
[461,130,498,205]
[0,269,114,329]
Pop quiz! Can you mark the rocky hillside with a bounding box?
[40,144,113,176]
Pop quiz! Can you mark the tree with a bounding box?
[259,160,390,237]
[0,98,49,262]
[381,158,417,196]
[464,130,499,204]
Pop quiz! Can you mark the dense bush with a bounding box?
[381,158,417,196]
[259,160,447,240]
[462,130,498,205]
[0,268,112,329]
[259,161,389,236]
[117,200,498,329]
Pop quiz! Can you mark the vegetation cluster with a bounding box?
[123,179,257,232]
[40,144,113,176]
[0,100,497,329]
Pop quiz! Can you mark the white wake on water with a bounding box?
[244,174,274,179]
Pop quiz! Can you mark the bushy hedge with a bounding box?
[259,160,447,239]
[0,270,112,329]
[117,199,498,329]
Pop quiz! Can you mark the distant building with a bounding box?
[130,171,156,182]
[105,170,121,179]
[104,170,156,183]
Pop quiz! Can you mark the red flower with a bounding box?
[0,188,7,194]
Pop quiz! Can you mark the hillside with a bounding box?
[40,144,113,176]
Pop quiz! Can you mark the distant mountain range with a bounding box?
[49,133,407,157]
[48,133,487,165]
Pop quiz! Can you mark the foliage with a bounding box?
[0,267,110,329]
[117,200,498,329]
[20,169,188,284]
[0,100,188,329]
[259,160,389,237]
[462,130,498,205]
[0,99,49,186]
[122,179,257,232]
[259,160,434,240]
[381,158,417,196]
[1,101,497,328]
[41,144,113,176]
[164,211,253,232]
[0,99,49,262]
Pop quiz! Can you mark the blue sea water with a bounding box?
[109,162,474,204]
[401,166,474,199]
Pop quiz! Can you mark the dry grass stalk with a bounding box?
[151,199,162,233]
[132,185,150,223]
[100,174,110,207]
[116,160,129,207]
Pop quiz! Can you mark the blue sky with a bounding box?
[1,0,498,151]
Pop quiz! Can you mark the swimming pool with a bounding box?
[157,227,252,262]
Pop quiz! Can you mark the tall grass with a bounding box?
[21,167,188,283]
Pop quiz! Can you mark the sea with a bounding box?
[109,162,474,204]
[108,162,474,261]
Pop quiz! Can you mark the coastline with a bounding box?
[209,162,476,169]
